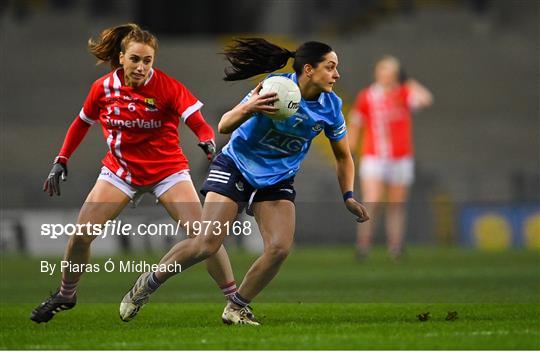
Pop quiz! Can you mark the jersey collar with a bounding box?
[291,72,326,107]
[114,68,155,87]
[144,68,155,86]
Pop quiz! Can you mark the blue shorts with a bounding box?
[200,153,296,215]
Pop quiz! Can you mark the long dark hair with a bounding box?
[223,38,333,81]
[88,23,158,70]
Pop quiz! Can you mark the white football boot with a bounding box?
[119,272,154,322]
[221,302,260,326]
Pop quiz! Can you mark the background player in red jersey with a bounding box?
[348,55,433,260]
[31,23,238,323]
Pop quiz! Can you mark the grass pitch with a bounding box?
[1,246,539,349]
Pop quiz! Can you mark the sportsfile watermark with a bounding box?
[41,220,253,239]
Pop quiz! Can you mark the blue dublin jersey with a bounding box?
[222,73,347,188]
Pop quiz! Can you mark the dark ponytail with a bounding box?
[223,38,333,81]
[223,38,295,81]
[88,23,158,70]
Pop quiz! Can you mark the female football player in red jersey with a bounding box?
[348,55,433,260]
[31,23,238,323]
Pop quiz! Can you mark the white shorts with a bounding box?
[97,166,192,204]
[360,156,414,186]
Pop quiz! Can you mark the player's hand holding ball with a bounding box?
[258,76,301,120]
[345,197,370,223]
[242,82,280,116]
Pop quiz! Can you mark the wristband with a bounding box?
[54,156,69,165]
[343,191,353,202]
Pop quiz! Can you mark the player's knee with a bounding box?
[194,235,221,259]
[264,243,291,263]
[69,232,96,248]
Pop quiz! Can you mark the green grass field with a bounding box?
[1,246,539,349]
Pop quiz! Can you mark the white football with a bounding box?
[259,76,301,121]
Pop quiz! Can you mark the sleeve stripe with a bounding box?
[331,132,347,142]
[181,101,204,123]
[79,108,96,125]
[333,122,347,136]
[326,121,347,141]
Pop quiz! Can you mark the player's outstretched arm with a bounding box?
[406,79,434,109]
[330,136,370,223]
[218,82,279,134]
[43,117,92,196]
[184,110,216,161]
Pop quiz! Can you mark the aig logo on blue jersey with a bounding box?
[259,129,307,155]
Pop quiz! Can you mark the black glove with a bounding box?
[198,140,216,161]
[43,162,68,196]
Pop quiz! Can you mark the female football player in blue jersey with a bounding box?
[120,38,369,325]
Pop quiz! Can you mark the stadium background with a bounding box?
[1,0,538,253]
[1,0,539,349]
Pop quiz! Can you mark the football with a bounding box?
[259,76,301,121]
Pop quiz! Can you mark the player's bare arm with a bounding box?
[218,82,278,134]
[330,136,369,223]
